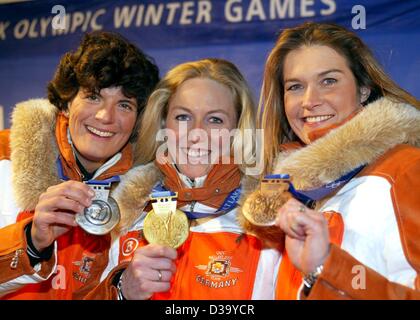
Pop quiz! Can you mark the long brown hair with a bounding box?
[259,22,420,174]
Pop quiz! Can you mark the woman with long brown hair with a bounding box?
[244,22,420,299]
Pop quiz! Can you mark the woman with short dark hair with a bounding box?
[0,31,159,299]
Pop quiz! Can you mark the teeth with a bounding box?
[305,115,333,123]
[87,126,114,137]
[186,149,209,157]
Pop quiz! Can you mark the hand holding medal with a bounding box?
[31,180,95,252]
[117,191,187,300]
[241,175,331,274]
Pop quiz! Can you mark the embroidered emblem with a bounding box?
[72,253,96,283]
[195,251,243,289]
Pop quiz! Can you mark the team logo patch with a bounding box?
[122,237,139,257]
[194,251,243,289]
[208,259,230,277]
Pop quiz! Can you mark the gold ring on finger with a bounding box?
[157,270,162,282]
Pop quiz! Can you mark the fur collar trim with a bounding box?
[112,162,163,234]
[10,99,61,210]
[273,98,420,189]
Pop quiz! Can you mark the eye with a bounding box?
[208,116,223,124]
[322,78,337,86]
[119,102,135,112]
[286,84,303,91]
[175,114,191,121]
[86,93,100,102]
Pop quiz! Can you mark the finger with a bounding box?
[142,269,174,283]
[139,279,171,294]
[41,211,78,227]
[41,182,94,207]
[294,211,328,235]
[283,198,309,214]
[133,254,177,273]
[276,208,305,240]
[137,244,178,260]
[37,197,86,214]
[286,210,305,237]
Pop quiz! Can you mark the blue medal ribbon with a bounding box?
[265,164,365,206]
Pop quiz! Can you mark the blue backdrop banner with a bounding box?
[0,0,419,128]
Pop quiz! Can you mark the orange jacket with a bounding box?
[85,163,279,300]
[272,97,420,300]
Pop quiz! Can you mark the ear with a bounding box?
[359,87,371,104]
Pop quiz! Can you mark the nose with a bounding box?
[302,85,321,110]
[95,103,114,124]
[188,120,206,144]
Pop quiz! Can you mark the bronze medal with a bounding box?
[242,176,291,226]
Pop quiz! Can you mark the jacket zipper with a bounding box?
[190,179,196,212]
[10,249,24,269]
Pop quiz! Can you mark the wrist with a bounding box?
[31,223,55,253]
[113,270,127,300]
[26,223,54,267]
[302,264,324,297]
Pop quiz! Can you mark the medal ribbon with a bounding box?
[265,164,365,206]
[56,157,120,185]
[151,183,241,219]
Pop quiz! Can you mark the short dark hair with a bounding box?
[47,31,160,141]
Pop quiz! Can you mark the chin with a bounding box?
[180,165,211,179]
[83,152,111,163]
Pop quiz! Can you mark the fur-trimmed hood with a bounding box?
[273,97,420,189]
[9,98,142,211]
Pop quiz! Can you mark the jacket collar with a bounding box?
[156,159,242,209]
[273,97,420,190]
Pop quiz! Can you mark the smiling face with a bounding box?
[283,45,368,144]
[165,77,238,179]
[67,87,137,172]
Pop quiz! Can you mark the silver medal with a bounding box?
[76,182,120,235]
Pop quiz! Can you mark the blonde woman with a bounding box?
[86,58,280,299]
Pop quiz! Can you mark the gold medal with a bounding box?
[143,191,189,249]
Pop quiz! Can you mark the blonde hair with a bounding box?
[135,58,256,171]
[259,22,420,175]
